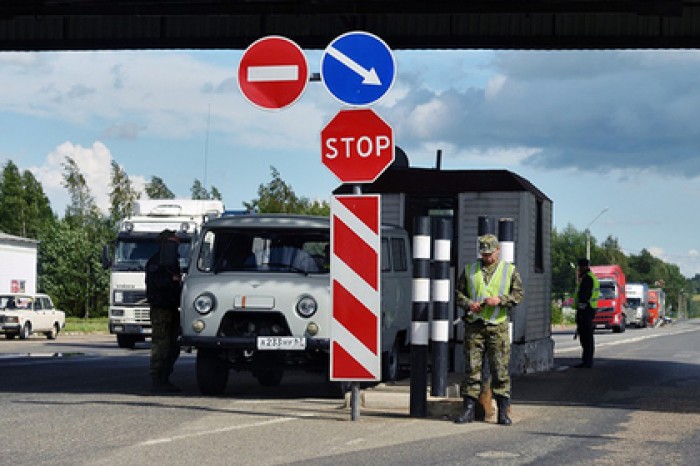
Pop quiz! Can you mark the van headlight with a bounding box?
[296,295,317,318]
[194,293,216,315]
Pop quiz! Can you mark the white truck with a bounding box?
[625,282,649,328]
[102,199,224,348]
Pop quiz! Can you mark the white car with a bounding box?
[0,293,66,340]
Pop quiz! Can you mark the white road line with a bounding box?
[555,327,699,354]
[139,416,297,446]
[247,65,298,82]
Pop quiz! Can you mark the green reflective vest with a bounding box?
[574,270,600,309]
[465,260,515,324]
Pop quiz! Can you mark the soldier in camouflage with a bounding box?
[145,229,183,394]
[454,233,524,426]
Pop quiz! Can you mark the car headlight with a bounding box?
[296,295,317,318]
[113,291,123,304]
[194,293,216,315]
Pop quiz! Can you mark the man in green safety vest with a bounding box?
[454,233,524,426]
[573,258,600,368]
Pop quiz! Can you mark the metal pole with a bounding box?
[410,216,431,417]
[431,218,452,397]
[351,382,361,421]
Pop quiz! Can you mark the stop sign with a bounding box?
[321,109,394,183]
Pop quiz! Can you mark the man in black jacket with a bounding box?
[574,258,599,368]
[146,229,183,393]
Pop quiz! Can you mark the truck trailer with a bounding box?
[102,199,224,348]
[590,265,627,333]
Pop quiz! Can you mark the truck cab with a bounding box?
[590,265,627,333]
[624,282,649,328]
[102,199,224,348]
[180,214,412,396]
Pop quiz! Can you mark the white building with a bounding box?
[0,232,39,295]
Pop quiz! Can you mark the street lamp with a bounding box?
[585,207,609,260]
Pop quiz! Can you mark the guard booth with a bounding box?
[334,152,554,375]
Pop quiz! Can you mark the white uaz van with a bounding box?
[180,214,412,395]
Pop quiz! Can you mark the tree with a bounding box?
[145,176,175,199]
[109,160,139,224]
[0,161,25,235]
[57,156,111,317]
[0,160,55,238]
[244,166,330,215]
[191,179,209,200]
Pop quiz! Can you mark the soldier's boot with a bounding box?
[495,395,512,426]
[151,374,181,394]
[454,397,477,424]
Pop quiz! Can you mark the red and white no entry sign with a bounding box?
[321,108,395,183]
[238,36,309,110]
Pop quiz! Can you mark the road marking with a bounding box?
[247,65,298,82]
[139,417,296,446]
[556,326,699,354]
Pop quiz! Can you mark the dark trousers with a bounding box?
[576,307,595,366]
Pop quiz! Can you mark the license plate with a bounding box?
[595,324,606,329]
[257,336,306,350]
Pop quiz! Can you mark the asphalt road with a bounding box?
[1,321,699,465]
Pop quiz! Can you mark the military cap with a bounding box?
[478,234,499,254]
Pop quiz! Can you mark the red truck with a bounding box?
[590,265,627,333]
[647,288,666,327]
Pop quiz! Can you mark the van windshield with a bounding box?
[198,228,330,274]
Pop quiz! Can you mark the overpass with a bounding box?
[2,1,700,51]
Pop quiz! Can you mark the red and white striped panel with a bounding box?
[330,194,381,381]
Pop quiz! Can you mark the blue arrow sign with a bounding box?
[321,31,396,107]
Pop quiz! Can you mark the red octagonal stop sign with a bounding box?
[321,109,394,184]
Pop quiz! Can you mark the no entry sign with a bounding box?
[321,108,395,184]
[238,36,309,110]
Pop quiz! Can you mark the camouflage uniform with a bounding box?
[456,236,524,400]
[149,306,180,381]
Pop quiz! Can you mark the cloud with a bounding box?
[391,50,700,179]
[29,141,142,214]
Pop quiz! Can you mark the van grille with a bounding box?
[219,311,291,338]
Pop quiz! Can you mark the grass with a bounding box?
[64,317,109,334]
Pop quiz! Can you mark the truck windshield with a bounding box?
[113,238,191,272]
[599,281,617,299]
[198,228,330,274]
[627,298,641,307]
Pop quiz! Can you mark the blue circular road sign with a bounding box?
[320,31,396,107]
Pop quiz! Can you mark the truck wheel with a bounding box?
[19,323,31,340]
[196,349,229,395]
[117,334,137,349]
[381,337,400,382]
[327,381,352,399]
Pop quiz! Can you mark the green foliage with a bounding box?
[109,160,139,225]
[145,176,175,199]
[191,178,222,201]
[244,166,330,215]
[64,317,109,334]
[0,161,55,238]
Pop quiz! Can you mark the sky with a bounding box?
[2,47,700,277]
